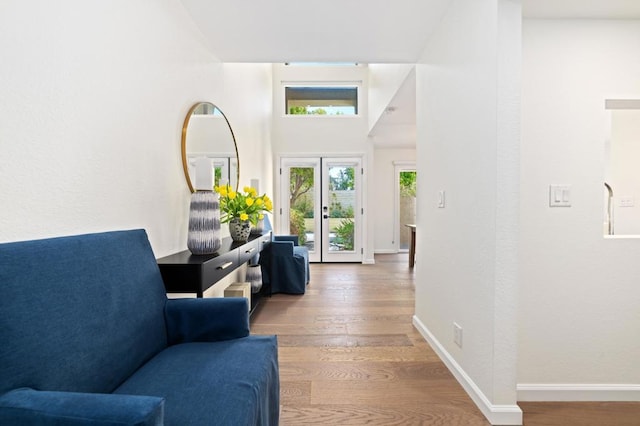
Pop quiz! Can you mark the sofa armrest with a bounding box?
[164,297,249,345]
[0,388,164,426]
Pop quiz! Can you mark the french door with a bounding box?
[280,157,362,263]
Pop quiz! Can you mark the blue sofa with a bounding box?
[0,230,279,426]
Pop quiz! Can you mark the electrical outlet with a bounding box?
[453,322,463,348]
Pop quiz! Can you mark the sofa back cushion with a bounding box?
[0,229,168,394]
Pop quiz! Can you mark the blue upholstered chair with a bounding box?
[259,216,310,295]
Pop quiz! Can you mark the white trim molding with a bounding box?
[374,249,396,254]
[517,383,640,402]
[413,316,523,426]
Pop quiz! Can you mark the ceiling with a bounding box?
[180,0,640,147]
[181,1,640,64]
[369,69,417,148]
[180,0,452,63]
[523,0,640,19]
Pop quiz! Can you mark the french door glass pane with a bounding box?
[289,167,315,251]
[328,165,355,252]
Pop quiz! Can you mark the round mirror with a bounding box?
[181,102,239,193]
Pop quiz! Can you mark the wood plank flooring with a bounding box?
[251,254,488,425]
[250,254,640,425]
[518,402,640,426]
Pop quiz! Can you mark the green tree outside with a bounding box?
[400,171,416,197]
[289,106,328,115]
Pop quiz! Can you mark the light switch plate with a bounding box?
[620,197,634,207]
[437,190,445,208]
[549,185,571,207]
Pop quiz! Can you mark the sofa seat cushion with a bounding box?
[113,336,279,426]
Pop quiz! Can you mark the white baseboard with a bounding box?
[412,315,523,426]
[517,384,640,402]
[373,249,397,254]
[362,257,375,264]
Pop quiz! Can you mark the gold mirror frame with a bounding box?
[181,102,240,193]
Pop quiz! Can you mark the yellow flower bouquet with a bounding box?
[214,185,273,226]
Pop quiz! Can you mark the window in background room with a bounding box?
[285,86,358,116]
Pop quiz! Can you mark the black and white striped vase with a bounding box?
[187,191,221,255]
[245,263,263,293]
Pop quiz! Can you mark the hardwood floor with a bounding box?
[518,402,640,426]
[251,253,487,425]
[250,254,640,425]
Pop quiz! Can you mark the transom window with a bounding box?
[285,86,358,116]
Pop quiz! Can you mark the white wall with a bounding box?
[272,64,369,156]
[519,19,640,401]
[220,63,274,194]
[414,0,521,424]
[373,148,416,253]
[0,0,222,258]
[0,3,275,265]
[271,64,371,259]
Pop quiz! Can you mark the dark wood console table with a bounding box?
[157,231,271,298]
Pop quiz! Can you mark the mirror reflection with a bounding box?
[182,102,239,193]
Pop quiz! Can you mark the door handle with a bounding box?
[323,215,328,219]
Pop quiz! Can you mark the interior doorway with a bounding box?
[394,163,416,252]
